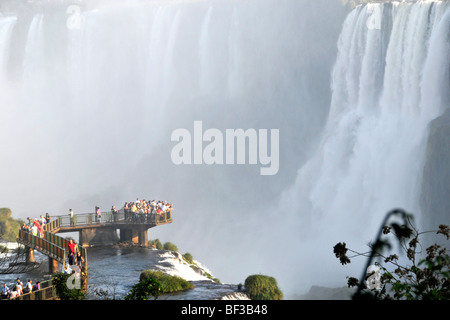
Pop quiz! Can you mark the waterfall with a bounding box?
[280,0,450,293]
[1,0,448,298]
[0,16,16,81]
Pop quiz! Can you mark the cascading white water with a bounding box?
[0,16,16,80]
[279,0,450,294]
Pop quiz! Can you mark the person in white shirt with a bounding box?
[69,209,74,226]
[1,283,10,299]
[9,288,19,299]
[14,279,23,296]
[63,265,72,274]
[23,280,33,294]
[31,224,38,236]
[150,201,156,214]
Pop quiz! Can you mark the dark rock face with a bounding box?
[420,108,450,232]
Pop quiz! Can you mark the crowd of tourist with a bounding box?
[0,240,86,300]
[4,198,172,300]
[1,277,41,300]
[121,198,173,223]
[63,238,86,283]
[67,198,173,224]
[20,213,51,238]
[19,198,173,233]
[66,239,84,267]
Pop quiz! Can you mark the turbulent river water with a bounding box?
[0,244,247,300]
[85,246,247,300]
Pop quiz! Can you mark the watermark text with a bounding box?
[171,121,279,176]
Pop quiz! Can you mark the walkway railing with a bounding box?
[10,279,55,300]
[10,208,172,300]
[48,210,173,229]
[18,230,66,263]
[14,230,88,300]
[44,218,61,232]
[17,230,87,266]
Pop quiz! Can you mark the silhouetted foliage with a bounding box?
[334,209,449,300]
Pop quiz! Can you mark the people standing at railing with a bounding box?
[123,202,129,220]
[6,279,44,299]
[22,280,33,294]
[37,222,44,238]
[150,200,156,214]
[63,264,72,274]
[68,239,76,256]
[51,199,173,226]
[21,223,31,233]
[33,281,40,291]
[67,239,83,266]
[74,241,80,256]
[12,278,23,297]
[76,250,84,267]
[138,206,144,223]
[1,283,10,299]
[31,223,38,236]
[69,209,74,227]
[68,251,75,265]
[156,206,162,218]
[9,286,21,299]
[95,206,102,223]
[131,203,137,222]
[145,204,151,222]
[27,279,33,293]
[112,205,118,222]
[118,198,173,223]
[22,219,48,237]
[45,212,51,224]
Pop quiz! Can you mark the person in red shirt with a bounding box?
[37,222,44,238]
[68,239,76,254]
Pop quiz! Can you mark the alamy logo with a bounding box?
[366,5,381,30]
[66,265,82,289]
[66,5,81,30]
[171,121,279,176]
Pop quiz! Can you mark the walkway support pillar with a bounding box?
[79,227,118,247]
[119,229,131,242]
[138,229,148,246]
[131,229,139,244]
[119,226,148,246]
[25,246,35,263]
[49,257,59,273]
